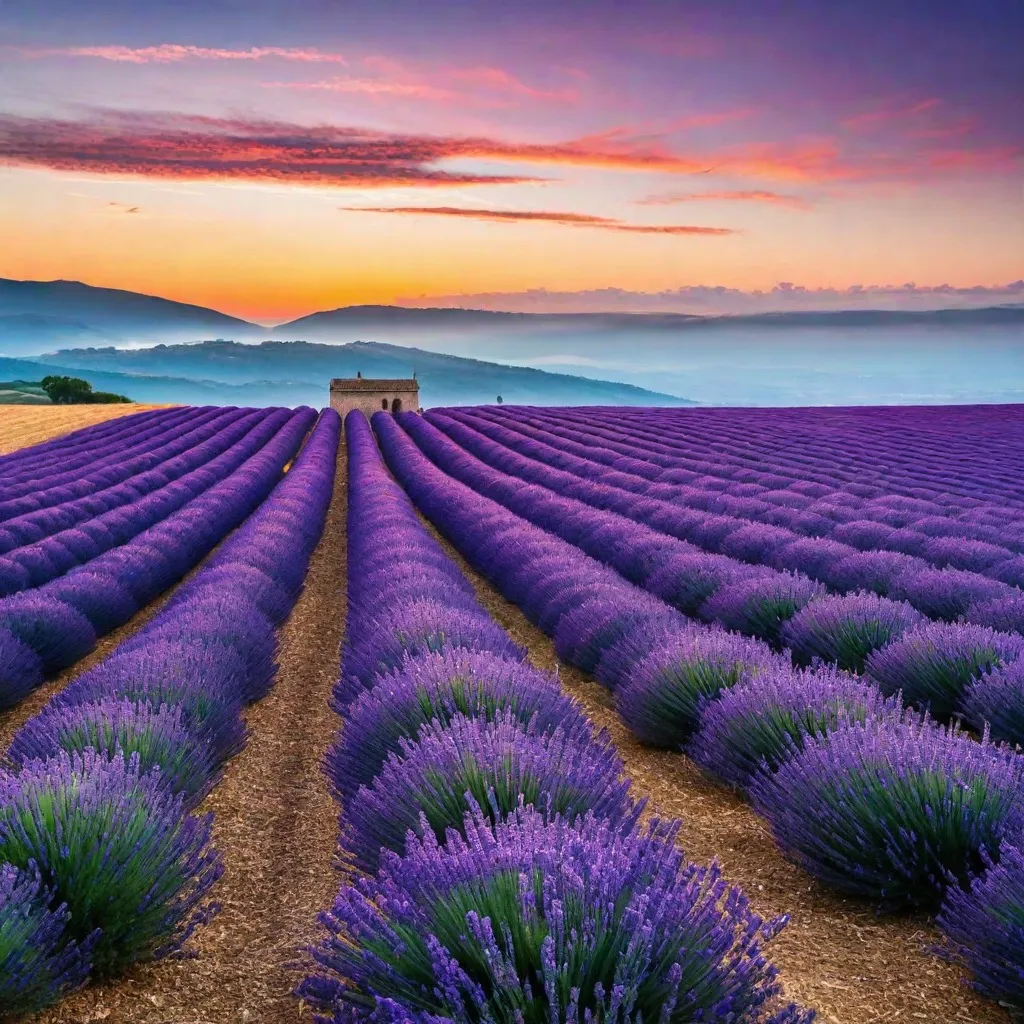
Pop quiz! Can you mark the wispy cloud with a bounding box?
[11,44,347,64]
[1,110,1016,191]
[341,205,737,234]
[842,97,941,130]
[637,189,810,209]
[400,280,1024,315]
[266,55,580,107]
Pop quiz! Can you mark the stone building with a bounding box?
[329,374,420,419]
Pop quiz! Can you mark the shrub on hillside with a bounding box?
[963,661,1024,749]
[699,572,825,646]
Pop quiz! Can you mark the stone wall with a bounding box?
[329,388,420,421]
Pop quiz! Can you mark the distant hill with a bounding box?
[0,278,262,351]
[26,341,693,407]
[0,378,50,405]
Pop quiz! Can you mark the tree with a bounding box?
[40,376,131,405]
[496,395,503,405]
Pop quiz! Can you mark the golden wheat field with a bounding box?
[0,405,175,456]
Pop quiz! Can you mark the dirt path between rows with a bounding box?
[35,447,347,1024]
[419,516,1008,1024]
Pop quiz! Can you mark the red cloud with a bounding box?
[637,189,810,209]
[0,111,1014,190]
[12,44,348,64]
[341,205,737,234]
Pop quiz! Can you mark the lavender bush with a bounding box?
[938,843,1024,1006]
[342,712,637,871]
[326,649,588,801]
[0,864,94,1015]
[690,666,900,792]
[301,805,811,1024]
[782,592,925,673]
[0,750,222,975]
[963,661,1024,748]
[616,629,783,747]
[865,621,1024,719]
[751,716,1024,908]
[700,572,825,647]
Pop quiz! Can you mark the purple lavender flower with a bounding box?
[616,628,783,747]
[0,863,95,1015]
[342,711,638,872]
[340,599,526,704]
[750,716,1024,908]
[963,660,1024,748]
[782,592,925,673]
[39,570,139,632]
[889,566,1012,622]
[700,572,826,647]
[865,621,1024,719]
[0,750,222,975]
[7,697,220,808]
[825,550,928,596]
[690,665,901,792]
[0,592,96,677]
[769,537,857,581]
[0,623,44,708]
[937,843,1024,1006]
[326,650,587,801]
[646,551,763,615]
[301,804,809,1024]
[966,594,1024,636]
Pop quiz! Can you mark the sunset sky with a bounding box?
[0,0,1021,323]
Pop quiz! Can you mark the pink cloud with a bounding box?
[341,205,737,234]
[12,43,348,64]
[842,97,942,130]
[637,189,811,209]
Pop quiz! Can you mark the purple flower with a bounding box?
[963,660,1024,749]
[750,716,1024,908]
[301,804,808,1024]
[700,572,826,647]
[938,842,1024,1006]
[865,621,1024,719]
[7,697,220,808]
[889,567,1012,622]
[690,665,901,792]
[0,750,222,975]
[0,863,95,1015]
[616,629,784,747]
[0,624,44,709]
[646,551,764,615]
[0,592,96,680]
[782,592,925,673]
[326,649,588,801]
[342,711,638,872]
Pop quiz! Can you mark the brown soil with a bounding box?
[30,447,347,1024]
[0,406,173,456]
[420,517,1009,1024]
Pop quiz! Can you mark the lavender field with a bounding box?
[3,402,1024,1023]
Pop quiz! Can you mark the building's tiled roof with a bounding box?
[329,378,419,392]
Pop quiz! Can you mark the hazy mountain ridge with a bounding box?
[21,341,693,407]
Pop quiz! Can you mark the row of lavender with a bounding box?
[467,402,1024,549]
[377,410,1024,1009]
[0,410,339,1015]
[300,409,811,1024]
[541,404,1024,513]
[0,406,317,709]
[436,407,1024,616]
[396,410,1024,748]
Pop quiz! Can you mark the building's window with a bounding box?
[381,398,388,409]
[392,397,403,413]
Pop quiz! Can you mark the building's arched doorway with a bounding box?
[381,398,388,409]
[391,397,403,413]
